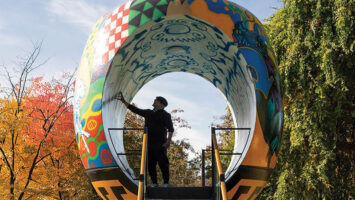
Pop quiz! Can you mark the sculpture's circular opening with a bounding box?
[102,15,256,183]
[118,71,238,184]
[129,71,229,151]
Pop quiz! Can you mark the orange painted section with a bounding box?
[92,180,137,200]
[190,0,234,40]
[227,179,266,200]
[241,114,277,168]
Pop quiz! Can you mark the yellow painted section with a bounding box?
[92,180,137,200]
[190,0,234,40]
[81,94,102,130]
[227,179,266,200]
[241,114,277,168]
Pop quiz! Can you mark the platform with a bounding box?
[145,186,213,199]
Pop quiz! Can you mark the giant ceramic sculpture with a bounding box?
[74,0,283,199]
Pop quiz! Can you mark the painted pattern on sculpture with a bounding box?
[75,1,134,169]
[75,0,283,199]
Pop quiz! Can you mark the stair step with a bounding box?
[146,187,212,199]
[145,199,211,200]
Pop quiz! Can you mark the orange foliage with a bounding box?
[1,75,97,199]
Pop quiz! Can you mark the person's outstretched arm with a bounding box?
[116,92,148,117]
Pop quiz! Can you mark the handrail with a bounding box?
[212,127,227,200]
[212,127,251,179]
[107,127,147,199]
[137,128,148,200]
[108,127,145,180]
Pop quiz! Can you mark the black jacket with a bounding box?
[127,104,174,144]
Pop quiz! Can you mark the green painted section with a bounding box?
[131,0,145,7]
[79,78,105,117]
[225,2,249,29]
[157,0,168,6]
[128,25,138,35]
[152,8,165,20]
[129,9,141,21]
[98,124,104,136]
[87,124,106,160]
[143,2,154,11]
[140,14,151,26]
[87,141,108,160]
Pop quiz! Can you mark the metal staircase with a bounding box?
[136,127,229,200]
[108,127,250,200]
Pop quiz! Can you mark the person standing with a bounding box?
[117,92,174,188]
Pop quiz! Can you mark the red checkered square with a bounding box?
[97,1,132,65]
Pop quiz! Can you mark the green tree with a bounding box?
[258,0,354,199]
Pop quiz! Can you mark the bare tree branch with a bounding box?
[0,42,47,200]
[35,149,61,166]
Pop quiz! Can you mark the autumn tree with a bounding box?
[22,76,98,200]
[0,44,45,200]
[0,44,98,199]
[257,0,354,199]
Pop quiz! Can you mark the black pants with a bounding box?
[148,144,169,184]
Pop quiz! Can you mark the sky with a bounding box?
[0,0,282,153]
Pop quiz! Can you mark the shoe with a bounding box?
[162,183,169,188]
[151,184,158,187]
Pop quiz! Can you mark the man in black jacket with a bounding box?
[117,92,174,188]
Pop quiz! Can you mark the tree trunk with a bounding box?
[18,139,46,200]
[10,130,16,200]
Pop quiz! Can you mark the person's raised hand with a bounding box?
[116,91,125,103]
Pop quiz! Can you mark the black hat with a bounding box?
[156,96,168,107]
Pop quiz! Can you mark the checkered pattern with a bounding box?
[95,1,132,65]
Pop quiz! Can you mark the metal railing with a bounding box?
[216,128,251,179]
[201,149,240,187]
[211,127,227,200]
[107,127,147,199]
[210,127,251,200]
[108,128,146,181]
[201,128,251,186]
[137,128,148,200]
[108,126,250,200]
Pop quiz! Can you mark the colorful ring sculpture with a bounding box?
[74,0,283,199]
